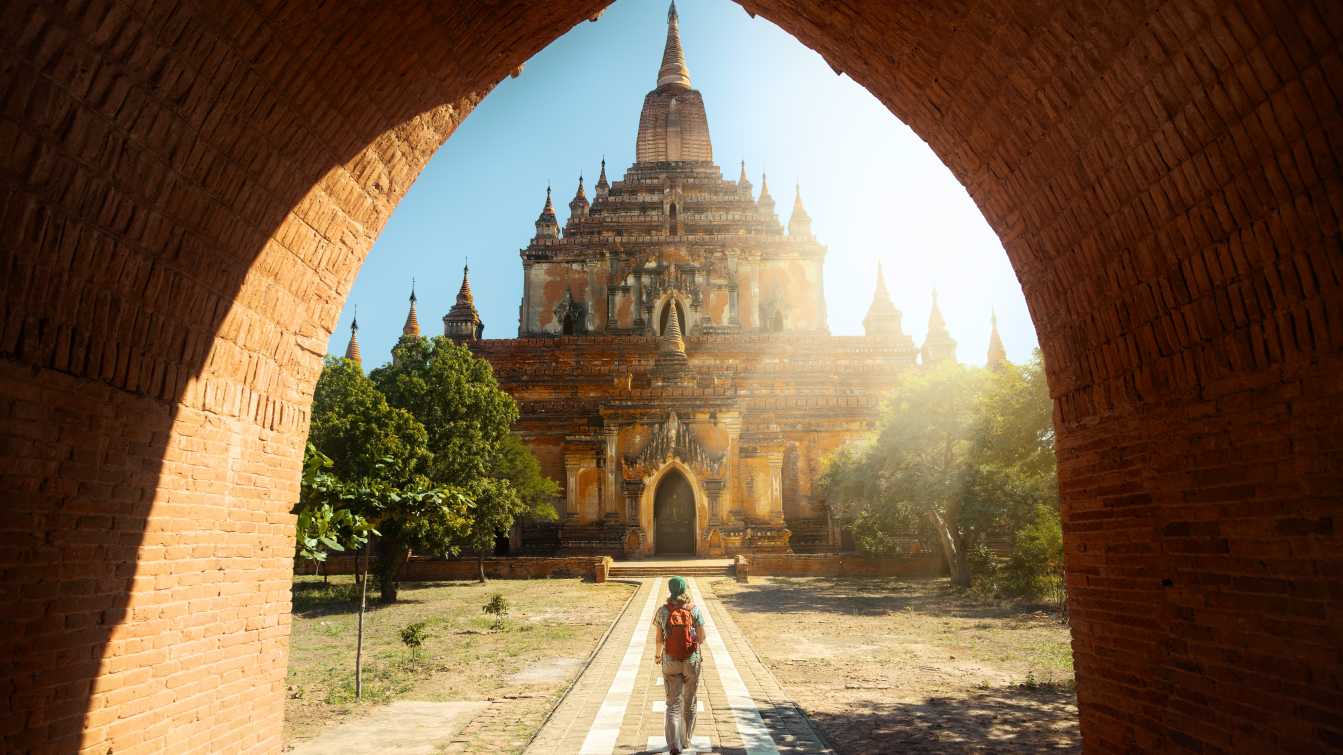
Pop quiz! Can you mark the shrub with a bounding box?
[400,621,428,649]
[482,593,510,630]
[1002,503,1066,609]
[966,542,1001,596]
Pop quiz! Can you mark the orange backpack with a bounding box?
[663,602,699,660]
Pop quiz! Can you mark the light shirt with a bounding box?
[654,601,704,664]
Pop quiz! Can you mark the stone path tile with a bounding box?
[526,578,662,754]
[526,578,831,755]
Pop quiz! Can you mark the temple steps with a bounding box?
[608,563,734,578]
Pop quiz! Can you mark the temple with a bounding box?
[365,3,1000,557]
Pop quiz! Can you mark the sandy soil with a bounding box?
[708,576,1079,753]
[283,576,634,752]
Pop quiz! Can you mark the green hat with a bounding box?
[668,576,688,596]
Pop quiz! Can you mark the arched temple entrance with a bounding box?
[654,469,696,555]
[1,1,1339,752]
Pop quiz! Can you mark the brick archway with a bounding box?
[1,1,1339,752]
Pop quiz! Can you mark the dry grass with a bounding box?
[283,575,634,749]
[709,576,1078,753]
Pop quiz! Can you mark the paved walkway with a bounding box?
[527,577,829,755]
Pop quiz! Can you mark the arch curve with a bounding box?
[0,1,1339,752]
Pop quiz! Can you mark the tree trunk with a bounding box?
[377,537,410,604]
[928,511,968,587]
[477,553,487,584]
[355,544,368,700]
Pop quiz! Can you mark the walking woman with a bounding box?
[653,576,706,754]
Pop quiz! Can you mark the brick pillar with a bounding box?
[704,479,724,525]
[767,450,785,523]
[623,480,646,526]
[603,426,620,521]
[563,455,583,522]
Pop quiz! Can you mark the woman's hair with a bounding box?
[671,592,692,605]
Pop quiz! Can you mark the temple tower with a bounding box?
[343,316,362,367]
[788,184,813,239]
[401,282,421,339]
[986,309,1008,369]
[636,1,712,163]
[444,264,485,342]
[534,186,559,240]
[862,261,909,344]
[921,289,958,365]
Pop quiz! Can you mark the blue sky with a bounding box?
[332,0,1036,367]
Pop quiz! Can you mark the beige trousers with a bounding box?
[661,656,701,752]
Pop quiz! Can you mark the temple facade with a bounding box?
[351,3,1000,557]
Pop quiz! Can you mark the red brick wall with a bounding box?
[312,555,608,581]
[1,0,1339,752]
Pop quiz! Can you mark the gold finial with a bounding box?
[657,0,692,89]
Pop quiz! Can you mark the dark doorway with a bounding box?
[654,469,696,555]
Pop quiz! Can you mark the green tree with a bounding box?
[306,356,472,602]
[371,337,519,484]
[371,338,556,585]
[820,355,1058,588]
[495,432,561,521]
[293,444,377,565]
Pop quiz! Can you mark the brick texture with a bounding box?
[0,0,1339,752]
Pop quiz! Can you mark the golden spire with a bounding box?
[863,261,903,337]
[657,1,692,89]
[535,184,559,239]
[402,280,420,338]
[788,183,812,237]
[661,302,685,353]
[652,301,692,384]
[874,261,889,301]
[568,174,589,218]
[457,263,473,304]
[344,314,362,367]
[596,157,609,193]
[986,308,1008,369]
[757,172,775,214]
[444,261,484,342]
[922,288,958,365]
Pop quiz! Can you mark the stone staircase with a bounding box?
[608,562,735,579]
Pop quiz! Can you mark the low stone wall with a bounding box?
[742,553,946,579]
[306,555,610,581]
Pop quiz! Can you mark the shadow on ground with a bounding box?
[290,581,426,618]
[716,576,1060,621]
[622,686,1078,755]
[799,685,1079,754]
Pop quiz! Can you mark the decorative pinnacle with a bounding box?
[402,280,421,338]
[344,309,363,365]
[657,0,692,89]
[661,302,686,353]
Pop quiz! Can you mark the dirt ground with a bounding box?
[283,576,634,752]
[707,576,1079,753]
